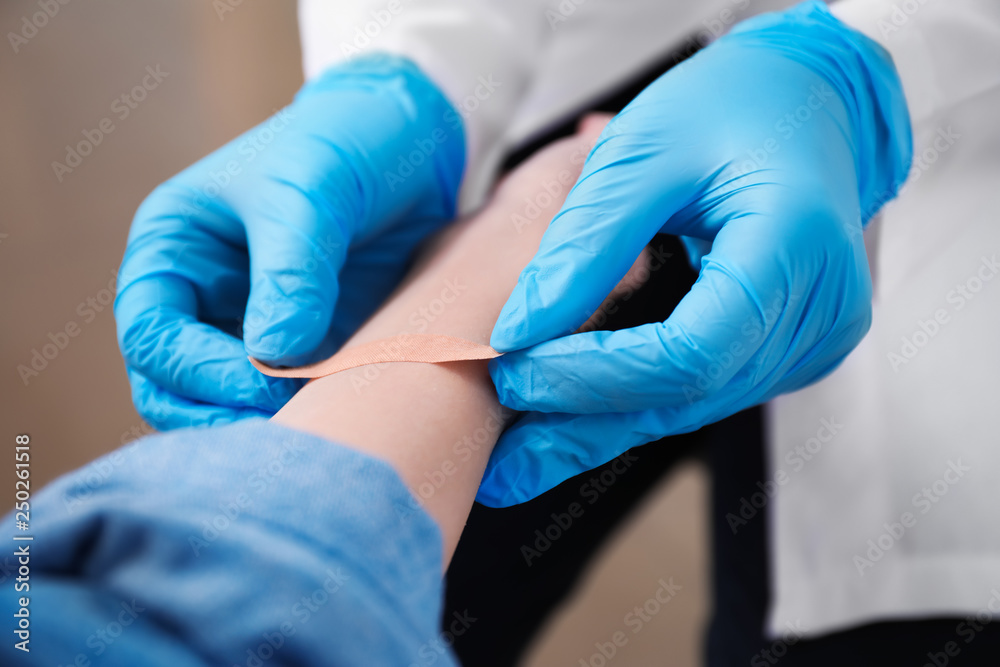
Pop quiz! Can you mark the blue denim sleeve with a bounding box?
[0,419,461,667]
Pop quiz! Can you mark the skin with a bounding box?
[273,115,617,564]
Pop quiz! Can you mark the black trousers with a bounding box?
[444,40,1000,667]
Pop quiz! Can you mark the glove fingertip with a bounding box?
[488,356,531,411]
[477,459,530,509]
[243,322,326,367]
[490,292,531,352]
[244,274,338,362]
[474,484,519,509]
[243,329,290,363]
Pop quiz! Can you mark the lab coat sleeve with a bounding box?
[0,420,456,667]
[298,0,548,210]
[831,0,1000,130]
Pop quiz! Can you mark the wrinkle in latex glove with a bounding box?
[115,54,466,430]
[480,0,912,507]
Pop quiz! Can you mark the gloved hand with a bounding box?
[479,0,911,506]
[115,54,465,430]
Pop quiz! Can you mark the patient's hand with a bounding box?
[272,115,618,563]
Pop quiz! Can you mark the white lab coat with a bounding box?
[298,0,1000,638]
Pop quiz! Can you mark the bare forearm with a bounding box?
[273,122,605,562]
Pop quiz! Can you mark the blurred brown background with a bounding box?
[0,2,707,664]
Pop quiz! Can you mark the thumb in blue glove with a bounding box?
[480,0,911,507]
[115,54,465,430]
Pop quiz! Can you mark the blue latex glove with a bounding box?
[479,1,911,506]
[115,54,465,430]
